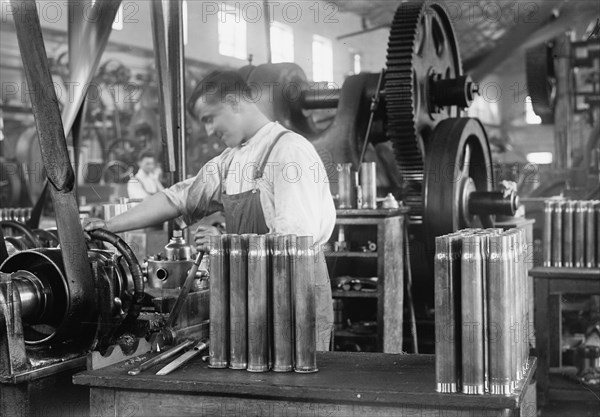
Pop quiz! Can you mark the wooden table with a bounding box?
[73,353,536,417]
[530,266,600,405]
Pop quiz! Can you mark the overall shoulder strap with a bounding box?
[255,130,289,179]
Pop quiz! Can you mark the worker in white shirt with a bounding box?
[127,152,164,200]
[83,70,336,350]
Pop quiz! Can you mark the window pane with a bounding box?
[270,22,294,63]
[312,35,333,82]
[218,8,247,59]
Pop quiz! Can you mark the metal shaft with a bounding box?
[596,202,600,268]
[272,235,293,372]
[208,235,229,368]
[293,236,318,373]
[247,235,269,372]
[229,235,247,369]
[461,234,485,394]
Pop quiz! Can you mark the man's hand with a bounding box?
[194,224,221,252]
[82,217,107,231]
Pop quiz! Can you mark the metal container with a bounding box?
[574,201,586,267]
[164,230,192,261]
[563,201,574,268]
[272,235,293,372]
[208,234,229,368]
[434,233,461,393]
[552,201,564,267]
[488,233,513,395]
[359,162,377,209]
[293,236,318,373]
[247,235,269,372]
[585,201,596,268]
[146,258,195,289]
[336,163,353,209]
[229,234,248,369]
[543,201,552,267]
[461,234,485,394]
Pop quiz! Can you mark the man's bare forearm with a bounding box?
[106,192,180,233]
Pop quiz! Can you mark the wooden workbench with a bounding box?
[73,353,536,416]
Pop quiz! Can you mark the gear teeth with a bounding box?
[385,1,460,222]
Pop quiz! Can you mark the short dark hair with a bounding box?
[187,70,252,119]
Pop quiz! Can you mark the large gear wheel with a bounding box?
[385,1,463,222]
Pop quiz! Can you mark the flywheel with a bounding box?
[423,118,495,249]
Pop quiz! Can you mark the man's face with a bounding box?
[194,95,245,148]
[138,157,156,174]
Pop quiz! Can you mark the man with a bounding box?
[127,151,164,200]
[84,70,336,350]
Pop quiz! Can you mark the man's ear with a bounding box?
[224,93,241,112]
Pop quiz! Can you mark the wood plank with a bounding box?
[90,388,116,417]
[332,290,378,299]
[74,353,536,411]
[534,277,550,405]
[382,216,403,354]
[102,390,515,417]
[548,295,562,368]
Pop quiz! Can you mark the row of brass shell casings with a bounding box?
[543,200,600,268]
[434,227,530,395]
[0,207,32,224]
[208,234,318,373]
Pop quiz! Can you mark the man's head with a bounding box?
[137,151,157,175]
[188,71,266,148]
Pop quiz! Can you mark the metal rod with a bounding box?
[128,339,194,376]
[247,235,269,372]
[229,235,247,369]
[543,200,553,267]
[293,236,318,373]
[208,235,229,368]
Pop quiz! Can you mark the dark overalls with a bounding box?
[221,131,333,350]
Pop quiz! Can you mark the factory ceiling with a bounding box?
[329,0,599,79]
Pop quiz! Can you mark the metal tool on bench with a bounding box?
[156,340,210,376]
[128,339,194,376]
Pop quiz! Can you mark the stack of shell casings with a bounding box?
[0,207,32,223]
[435,228,530,395]
[543,200,600,268]
[208,234,318,373]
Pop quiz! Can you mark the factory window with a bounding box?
[527,152,553,164]
[312,35,334,82]
[353,53,362,74]
[270,22,294,63]
[183,0,188,45]
[218,6,247,60]
[112,3,123,31]
[525,96,542,124]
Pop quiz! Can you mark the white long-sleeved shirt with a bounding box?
[127,169,164,200]
[162,122,336,245]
